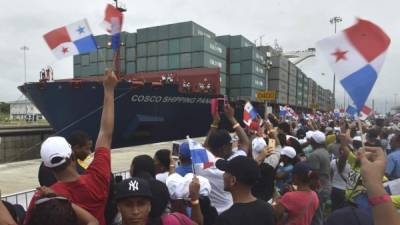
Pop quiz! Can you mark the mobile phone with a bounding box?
[211,97,226,114]
[268,139,276,148]
[217,98,225,114]
[172,142,180,157]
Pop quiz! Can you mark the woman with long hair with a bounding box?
[330,146,351,211]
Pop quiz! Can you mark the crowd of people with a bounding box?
[1,69,400,225]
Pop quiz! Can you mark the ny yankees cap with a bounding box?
[114,177,153,201]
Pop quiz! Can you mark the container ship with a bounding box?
[19,21,334,148]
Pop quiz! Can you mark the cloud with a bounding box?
[0,0,398,113]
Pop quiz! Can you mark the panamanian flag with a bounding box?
[43,19,97,59]
[317,19,390,112]
[187,137,212,169]
[243,102,258,127]
[101,4,124,53]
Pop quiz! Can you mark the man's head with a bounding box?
[67,131,92,161]
[216,156,260,192]
[130,155,155,178]
[27,194,78,225]
[390,133,400,150]
[153,149,171,174]
[115,178,152,225]
[309,131,326,149]
[40,136,74,173]
[278,122,291,135]
[366,128,380,145]
[207,129,232,159]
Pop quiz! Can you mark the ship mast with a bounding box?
[113,0,126,77]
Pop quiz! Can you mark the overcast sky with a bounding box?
[0,0,398,113]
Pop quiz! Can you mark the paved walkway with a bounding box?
[0,137,205,195]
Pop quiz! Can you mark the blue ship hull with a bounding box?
[19,79,217,148]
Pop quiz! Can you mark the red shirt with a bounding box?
[25,147,111,225]
[278,191,319,225]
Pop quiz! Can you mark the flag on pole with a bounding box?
[359,106,372,120]
[317,19,390,112]
[243,102,258,126]
[187,137,211,169]
[279,106,287,117]
[102,4,123,53]
[43,19,97,59]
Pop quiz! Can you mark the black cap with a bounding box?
[114,177,152,201]
[216,156,260,186]
[292,162,312,177]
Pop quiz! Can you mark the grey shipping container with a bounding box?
[180,53,191,69]
[168,39,180,54]
[230,63,240,75]
[275,91,288,105]
[220,87,227,95]
[230,49,241,63]
[191,52,226,73]
[126,33,137,47]
[168,21,215,40]
[158,40,169,55]
[288,96,296,106]
[240,46,266,65]
[216,35,255,49]
[268,80,288,93]
[271,56,289,71]
[220,73,227,87]
[179,37,192,53]
[168,54,180,69]
[288,75,297,87]
[229,74,266,89]
[158,56,168,70]
[269,68,288,82]
[147,42,158,56]
[147,56,158,71]
[81,55,90,66]
[73,55,80,65]
[240,61,265,76]
[89,52,97,63]
[289,85,296,96]
[192,36,226,59]
[126,62,136,74]
[137,58,147,72]
[126,47,136,61]
[137,43,147,57]
[288,62,297,76]
[95,35,109,48]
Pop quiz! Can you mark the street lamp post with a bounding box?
[21,45,29,83]
[329,16,343,109]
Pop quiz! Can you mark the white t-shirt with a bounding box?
[195,149,247,214]
[155,171,169,184]
[330,159,351,190]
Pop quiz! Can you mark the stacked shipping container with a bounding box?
[269,56,289,105]
[72,20,334,111]
[216,35,267,101]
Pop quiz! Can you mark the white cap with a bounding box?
[353,136,362,142]
[252,137,267,154]
[306,131,314,140]
[166,173,211,200]
[40,136,72,168]
[311,130,326,144]
[280,146,297,159]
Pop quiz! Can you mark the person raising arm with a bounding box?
[358,147,400,225]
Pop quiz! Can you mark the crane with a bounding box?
[283,48,316,65]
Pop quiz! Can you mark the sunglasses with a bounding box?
[35,196,69,205]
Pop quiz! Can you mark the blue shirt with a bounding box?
[175,164,193,177]
[385,150,400,179]
[276,164,294,190]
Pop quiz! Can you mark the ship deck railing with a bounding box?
[1,170,131,210]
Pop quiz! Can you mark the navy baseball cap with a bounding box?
[114,177,152,201]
